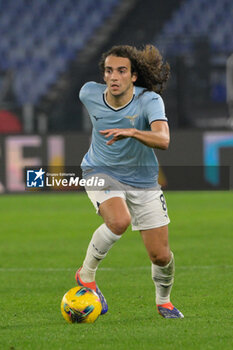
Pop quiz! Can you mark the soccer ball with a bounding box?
[61,286,102,324]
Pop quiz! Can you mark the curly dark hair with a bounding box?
[99,44,170,95]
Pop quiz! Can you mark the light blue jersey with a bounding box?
[80,82,168,188]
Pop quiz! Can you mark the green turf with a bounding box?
[0,191,232,350]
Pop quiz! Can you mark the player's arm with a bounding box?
[99,121,170,150]
[132,120,169,149]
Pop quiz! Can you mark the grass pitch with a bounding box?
[0,191,232,350]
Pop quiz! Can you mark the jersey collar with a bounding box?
[103,87,135,111]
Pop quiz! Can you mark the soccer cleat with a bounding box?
[75,268,108,315]
[157,302,184,319]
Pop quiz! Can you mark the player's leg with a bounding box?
[76,193,131,314]
[140,226,174,308]
[141,225,183,318]
[79,196,131,283]
[140,224,171,267]
[99,195,131,235]
[128,189,183,318]
[140,225,173,305]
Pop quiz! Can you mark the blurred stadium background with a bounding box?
[1,3,233,349]
[0,0,233,192]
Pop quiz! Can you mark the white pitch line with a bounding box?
[0,265,232,272]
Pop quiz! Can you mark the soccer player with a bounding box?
[75,45,184,318]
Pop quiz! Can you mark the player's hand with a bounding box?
[100,128,135,145]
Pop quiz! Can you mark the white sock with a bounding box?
[80,223,121,283]
[152,252,175,305]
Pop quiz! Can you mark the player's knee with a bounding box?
[106,215,131,235]
[150,252,171,266]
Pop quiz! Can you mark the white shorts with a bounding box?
[85,173,170,231]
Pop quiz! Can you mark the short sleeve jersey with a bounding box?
[80,82,167,188]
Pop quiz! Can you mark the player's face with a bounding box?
[103,55,137,98]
